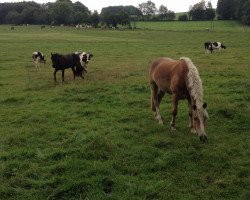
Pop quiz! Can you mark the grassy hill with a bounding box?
[0,21,249,199]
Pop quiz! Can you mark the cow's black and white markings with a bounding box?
[204,42,226,53]
[51,52,93,82]
[32,51,46,68]
[78,52,93,71]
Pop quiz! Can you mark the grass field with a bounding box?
[0,21,249,199]
[136,20,248,32]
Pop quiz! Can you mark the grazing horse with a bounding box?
[148,57,209,142]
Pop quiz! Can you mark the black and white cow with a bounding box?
[32,51,46,68]
[204,42,226,53]
[51,52,93,82]
[74,52,93,72]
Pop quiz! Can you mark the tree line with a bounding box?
[0,0,99,27]
[217,0,250,25]
[0,0,249,27]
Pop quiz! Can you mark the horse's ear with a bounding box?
[203,103,207,109]
[193,105,197,110]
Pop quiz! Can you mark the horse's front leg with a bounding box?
[171,94,178,130]
[158,90,165,105]
[150,83,163,124]
[188,99,196,133]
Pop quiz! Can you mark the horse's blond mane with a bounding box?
[180,57,204,106]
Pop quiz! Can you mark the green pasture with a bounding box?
[0,21,249,199]
[136,20,248,32]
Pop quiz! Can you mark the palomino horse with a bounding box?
[148,57,209,142]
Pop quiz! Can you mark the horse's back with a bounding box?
[149,57,187,80]
[149,57,189,94]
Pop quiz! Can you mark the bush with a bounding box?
[178,14,188,21]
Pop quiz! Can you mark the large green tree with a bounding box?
[217,0,236,19]
[241,0,250,25]
[90,10,100,27]
[158,5,168,20]
[5,10,22,24]
[51,0,73,25]
[205,1,216,20]
[72,1,90,24]
[189,0,206,20]
[189,0,215,21]
[138,0,157,20]
[101,6,142,16]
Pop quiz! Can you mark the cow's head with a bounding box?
[39,52,46,63]
[221,44,226,49]
[33,51,46,63]
[41,55,46,63]
[79,52,93,66]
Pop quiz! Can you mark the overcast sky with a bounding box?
[0,0,218,13]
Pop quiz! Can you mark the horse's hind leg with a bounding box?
[150,82,163,124]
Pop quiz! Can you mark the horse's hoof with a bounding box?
[171,126,176,131]
[155,115,163,124]
[190,128,196,133]
[199,135,207,143]
[158,120,164,125]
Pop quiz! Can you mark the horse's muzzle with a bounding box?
[199,135,207,143]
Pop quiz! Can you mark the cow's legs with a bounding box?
[54,69,59,82]
[80,73,84,79]
[71,67,76,80]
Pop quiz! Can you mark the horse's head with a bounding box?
[192,103,209,143]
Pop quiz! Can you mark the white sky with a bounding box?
[0,0,218,13]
